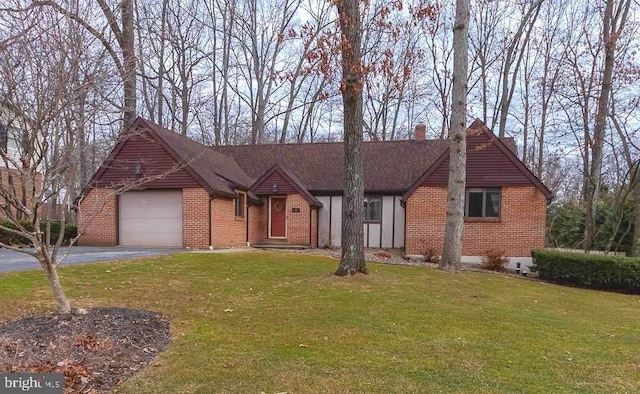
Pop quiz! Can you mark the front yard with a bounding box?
[0,251,638,393]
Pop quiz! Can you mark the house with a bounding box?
[77,117,551,266]
[0,109,35,220]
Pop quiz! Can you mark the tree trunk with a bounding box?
[632,169,640,257]
[335,0,366,276]
[440,0,469,272]
[584,0,631,251]
[42,259,71,314]
[121,0,137,132]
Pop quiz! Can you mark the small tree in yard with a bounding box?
[0,5,112,314]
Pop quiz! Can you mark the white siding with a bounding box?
[393,197,405,247]
[317,196,331,247]
[381,196,395,247]
[367,223,381,247]
[316,194,405,249]
[330,196,342,247]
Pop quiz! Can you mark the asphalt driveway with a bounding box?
[0,246,181,273]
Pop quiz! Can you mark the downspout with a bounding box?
[309,206,312,247]
[209,196,213,247]
[246,202,250,244]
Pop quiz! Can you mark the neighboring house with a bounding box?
[77,117,551,265]
[0,110,33,220]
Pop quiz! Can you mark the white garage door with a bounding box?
[119,190,182,247]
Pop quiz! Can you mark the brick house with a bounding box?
[77,117,551,265]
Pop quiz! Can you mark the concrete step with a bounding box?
[253,243,310,250]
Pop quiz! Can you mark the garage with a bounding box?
[119,190,183,247]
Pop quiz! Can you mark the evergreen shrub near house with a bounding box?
[0,220,77,246]
[531,249,640,294]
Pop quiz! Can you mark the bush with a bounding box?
[0,220,78,247]
[531,249,640,294]
[423,248,440,264]
[481,250,509,271]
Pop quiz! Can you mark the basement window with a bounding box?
[235,193,245,218]
[364,196,382,223]
[465,188,501,218]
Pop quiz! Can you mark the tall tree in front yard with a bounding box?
[440,0,469,272]
[334,0,366,275]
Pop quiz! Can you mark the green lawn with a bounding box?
[1,251,639,393]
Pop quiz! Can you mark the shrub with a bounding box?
[0,220,78,246]
[374,250,392,259]
[481,250,509,271]
[423,248,440,264]
[531,249,640,294]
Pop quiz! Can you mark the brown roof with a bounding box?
[213,139,450,194]
[83,118,544,202]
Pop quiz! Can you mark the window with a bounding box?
[364,196,381,222]
[235,193,245,218]
[465,188,501,218]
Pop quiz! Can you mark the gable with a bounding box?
[403,119,552,201]
[251,164,322,206]
[253,171,297,195]
[424,131,533,187]
[92,130,201,189]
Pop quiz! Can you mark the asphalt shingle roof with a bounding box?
[212,139,451,194]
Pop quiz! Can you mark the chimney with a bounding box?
[414,123,426,141]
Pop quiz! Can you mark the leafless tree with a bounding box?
[0,3,112,313]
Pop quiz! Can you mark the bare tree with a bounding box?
[34,0,137,133]
[0,4,111,313]
[584,0,633,251]
[440,0,469,272]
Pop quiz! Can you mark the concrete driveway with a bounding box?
[0,246,181,273]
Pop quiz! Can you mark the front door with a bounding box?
[270,197,286,238]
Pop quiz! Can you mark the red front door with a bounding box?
[270,197,286,238]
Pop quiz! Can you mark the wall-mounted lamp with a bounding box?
[272,182,278,193]
[134,163,142,176]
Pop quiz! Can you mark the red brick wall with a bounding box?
[210,192,247,248]
[77,188,117,246]
[405,186,546,257]
[182,188,209,248]
[0,168,39,220]
[248,204,264,245]
[287,193,311,245]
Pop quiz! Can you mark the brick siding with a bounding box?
[405,185,546,257]
[248,203,264,245]
[77,188,117,246]
[0,167,39,220]
[210,192,247,248]
[286,193,311,245]
[183,188,210,248]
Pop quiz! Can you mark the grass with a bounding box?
[1,251,639,393]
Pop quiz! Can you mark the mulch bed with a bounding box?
[0,307,170,393]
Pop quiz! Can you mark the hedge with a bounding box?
[0,220,78,247]
[531,249,640,294]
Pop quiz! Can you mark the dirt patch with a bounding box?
[0,307,170,393]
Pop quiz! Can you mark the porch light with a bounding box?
[272,182,278,193]
[134,163,142,175]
